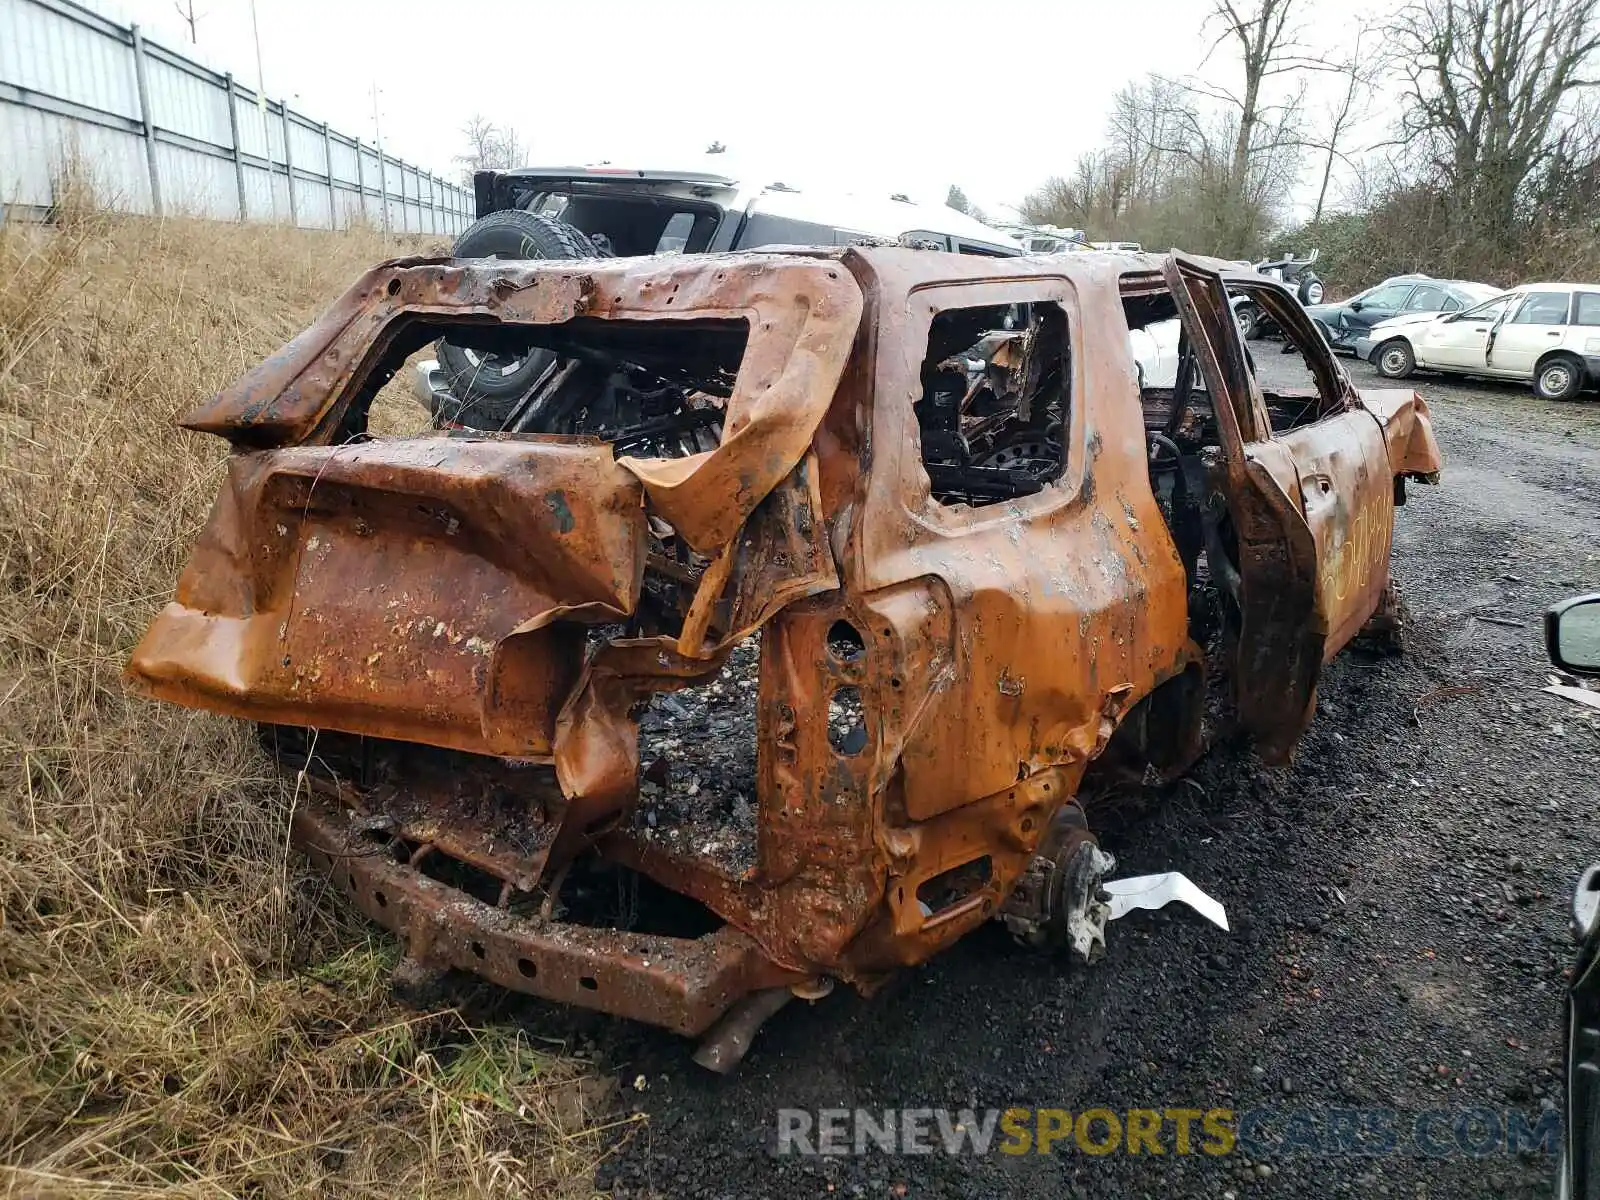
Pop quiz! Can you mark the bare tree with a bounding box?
[455,115,500,183]
[1208,0,1296,191]
[454,115,531,184]
[1187,0,1318,251]
[1018,74,1281,253]
[1391,0,1600,245]
[496,126,529,171]
[173,0,202,42]
[1305,25,1379,223]
[1105,75,1195,207]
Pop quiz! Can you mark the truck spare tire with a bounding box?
[434,210,605,428]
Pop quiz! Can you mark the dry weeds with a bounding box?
[0,204,617,1197]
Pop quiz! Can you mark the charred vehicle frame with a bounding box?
[127,246,1441,1068]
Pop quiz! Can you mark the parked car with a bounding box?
[432,164,1024,426]
[126,246,1440,1069]
[1302,275,1499,355]
[1231,250,1324,339]
[1357,283,1600,400]
[1545,594,1600,1200]
[994,221,1090,253]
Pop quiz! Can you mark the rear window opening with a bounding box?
[343,313,753,641]
[915,301,1071,507]
[434,315,748,457]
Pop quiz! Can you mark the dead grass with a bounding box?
[0,202,618,1197]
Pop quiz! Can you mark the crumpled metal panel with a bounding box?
[132,250,857,753]
[128,436,646,758]
[1359,390,1443,479]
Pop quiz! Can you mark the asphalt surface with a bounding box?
[551,358,1600,1198]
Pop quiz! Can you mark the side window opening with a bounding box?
[1462,296,1513,324]
[1135,282,1334,435]
[527,191,569,218]
[1362,282,1416,309]
[915,301,1071,508]
[656,212,695,254]
[1509,290,1571,325]
[1253,325,1333,431]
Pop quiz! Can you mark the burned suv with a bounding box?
[127,246,1440,1068]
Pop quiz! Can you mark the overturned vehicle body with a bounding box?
[127,246,1440,1067]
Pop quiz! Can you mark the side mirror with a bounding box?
[1546,594,1600,676]
[1349,300,1364,311]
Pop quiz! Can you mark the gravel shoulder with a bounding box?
[553,362,1600,1199]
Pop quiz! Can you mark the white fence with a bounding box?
[0,0,472,234]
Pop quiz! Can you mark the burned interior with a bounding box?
[433,316,744,457]
[125,246,1442,1069]
[914,301,1070,506]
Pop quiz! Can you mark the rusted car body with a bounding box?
[127,245,1440,1064]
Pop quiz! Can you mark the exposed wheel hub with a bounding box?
[999,801,1116,961]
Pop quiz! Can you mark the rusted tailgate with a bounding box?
[127,435,647,758]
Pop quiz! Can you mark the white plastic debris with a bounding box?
[1102,872,1230,932]
[1542,678,1600,711]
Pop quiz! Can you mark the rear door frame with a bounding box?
[1164,254,1397,761]
[1486,288,1574,378]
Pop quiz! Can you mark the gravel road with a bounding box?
[561,360,1600,1198]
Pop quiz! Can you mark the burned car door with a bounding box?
[1163,254,1425,760]
[844,256,1192,863]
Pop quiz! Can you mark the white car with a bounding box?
[1354,282,1600,401]
[1128,317,1182,388]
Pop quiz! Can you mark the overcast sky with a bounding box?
[101,0,1386,223]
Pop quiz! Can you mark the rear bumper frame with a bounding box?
[294,791,803,1037]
